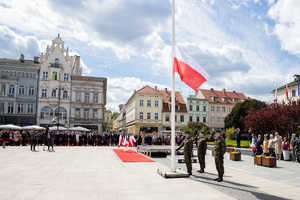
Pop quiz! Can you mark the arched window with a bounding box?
[55,107,67,120]
[9,85,15,95]
[54,58,59,67]
[19,85,25,95]
[40,106,53,119]
[28,86,35,95]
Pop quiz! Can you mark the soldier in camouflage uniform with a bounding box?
[195,132,207,173]
[176,131,193,175]
[209,130,226,182]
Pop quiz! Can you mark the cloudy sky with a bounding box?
[0,0,299,111]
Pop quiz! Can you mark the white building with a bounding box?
[272,75,300,103]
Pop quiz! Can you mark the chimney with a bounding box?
[155,86,157,90]
[210,88,214,91]
[165,88,168,92]
[222,89,226,95]
[233,91,236,93]
[134,90,136,93]
[33,57,39,63]
[19,54,24,62]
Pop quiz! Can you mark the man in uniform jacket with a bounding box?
[176,131,194,175]
[195,132,207,173]
[209,130,226,182]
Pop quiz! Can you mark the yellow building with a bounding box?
[104,109,112,132]
[126,86,163,134]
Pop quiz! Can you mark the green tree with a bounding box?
[182,122,210,137]
[225,127,235,140]
[111,112,119,120]
[225,99,266,132]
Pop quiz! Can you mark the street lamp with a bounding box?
[54,85,64,131]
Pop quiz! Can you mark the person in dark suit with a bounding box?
[30,128,38,151]
[256,134,263,154]
[235,128,241,148]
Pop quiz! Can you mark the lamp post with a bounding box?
[55,85,64,131]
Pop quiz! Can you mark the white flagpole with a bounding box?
[171,0,176,172]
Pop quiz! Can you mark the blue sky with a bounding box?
[0,0,299,111]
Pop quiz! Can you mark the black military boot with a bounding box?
[217,175,223,182]
[188,171,192,175]
[214,174,220,181]
[199,168,204,173]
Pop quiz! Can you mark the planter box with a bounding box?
[262,156,276,167]
[254,155,262,165]
[230,152,241,161]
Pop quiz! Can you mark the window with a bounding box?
[85,93,90,102]
[234,99,238,103]
[147,112,151,119]
[196,116,200,122]
[40,106,53,119]
[203,106,206,112]
[54,58,59,67]
[63,90,68,99]
[42,89,47,98]
[222,107,225,112]
[17,103,24,114]
[147,100,151,107]
[76,93,81,102]
[189,116,193,122]
[217,117,220,123]
[227,107,231,113]
[180,115,184,122]
[155,113,159,120]
[189,105,193,111]
[19,85,25,95]
[211,106,215,112]
[42,72,48,80]
[214,97,218,102]
[84,109,89,118]
[174,115,177,122]
[9,85,15,95]
[27,103,34,114]
[217,107,220,112]
[28,86,34,95]
[52,72,57,80]
[52,89,56,98]
[7,102,14,113]
[139,112,143,120]
[175,105,179,110]
[203,117,207,123]
[224,98,228,103]
[222,117,225,122]
[93,93,98,102]
[292,90,296,97]
[93,109,98,118]
[139,100,144,107]
[211,117,215,123]
[55,107,67,120]
[196,106,200,111]
[64,73,69,82]
[166,114,170,122]
[155,100,159,107]
[75,108,81,118]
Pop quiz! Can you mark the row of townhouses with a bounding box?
[0,35,107,131]
[112,85,249,133]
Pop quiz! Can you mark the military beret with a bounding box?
[200,131,205,134]
[185,131,190,134]
[215,130,221,133]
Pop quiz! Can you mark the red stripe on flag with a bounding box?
[173,57,207,91]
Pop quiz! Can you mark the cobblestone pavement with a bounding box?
[154,149,300,200]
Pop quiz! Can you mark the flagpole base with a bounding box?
[157,169,190,178]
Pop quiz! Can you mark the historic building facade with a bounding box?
[104,109,113,132]
[272,74,300,103]
[196,88,248,130]
[0,56,40,125]
[70,76,107,131]
[184,95,209,126]
[125,86,163,134]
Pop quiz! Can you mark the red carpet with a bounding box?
[113,149,155,162]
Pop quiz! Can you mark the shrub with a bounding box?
[225,127,235,140]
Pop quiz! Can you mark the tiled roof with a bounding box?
[135,85,162,95]
[197,88,248,103]
[158,89,187,112]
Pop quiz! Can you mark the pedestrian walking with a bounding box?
[176,131,193,175]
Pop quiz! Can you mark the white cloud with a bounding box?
[268,0,300,56]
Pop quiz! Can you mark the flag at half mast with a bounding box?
[173,44,209,91]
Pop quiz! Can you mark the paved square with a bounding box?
[0,146,299,200]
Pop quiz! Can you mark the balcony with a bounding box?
[49,63,63,68]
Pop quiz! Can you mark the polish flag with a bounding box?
[274,86,277,103]
[173,44,209,91]
[118,135,124,148]
[123,136,129,148]
[286,83,289,101]
[129,135,136,147]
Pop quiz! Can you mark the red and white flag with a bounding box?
[123,136,129,148]
[173,44,209,91]
[286,83,289,100]
[129,135,136,147]
[118,135,124,148]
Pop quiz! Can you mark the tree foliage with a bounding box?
[225,127,235,140]
[225,99,267,131]
[182,122,210,137]
[244,100,300,137]
[111,112,119,120]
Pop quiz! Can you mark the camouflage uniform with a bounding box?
[196,137,207,170]
[177,137,193,173]
[209,134,226,180]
